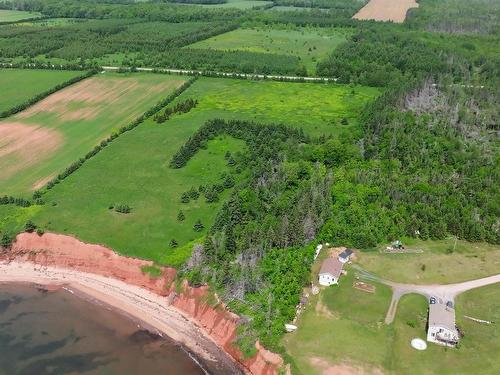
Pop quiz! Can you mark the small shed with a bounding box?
[318,258,343,286]
[338,248,353,264]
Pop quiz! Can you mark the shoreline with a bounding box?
[0,260,243,375]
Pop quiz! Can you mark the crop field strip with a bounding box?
[0,72,189,195]
[26,76,379,265]
[0,69,83,115]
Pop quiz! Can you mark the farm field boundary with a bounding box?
[0,73,191,195]
[101,65,337,82]
[23,76,379,264]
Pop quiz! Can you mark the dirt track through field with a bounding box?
[353,0,418,23]
[0,123,63,181]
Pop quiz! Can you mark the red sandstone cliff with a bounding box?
[1,232,283,375]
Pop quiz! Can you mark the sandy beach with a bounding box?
[0,260,243,374]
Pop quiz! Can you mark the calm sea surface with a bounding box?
[0,284,205,375]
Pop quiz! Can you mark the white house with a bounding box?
[427,297,460,347]
[338,248,353,264]
[318,257,343,286]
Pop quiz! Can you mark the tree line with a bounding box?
[153,98,198,123]
[42,77,197,193]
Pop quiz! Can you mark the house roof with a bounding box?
[319,257,343,279]
[339,249,353,258]
[428,300,457,333]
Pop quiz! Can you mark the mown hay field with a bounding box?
[353,0,418,23]
[357,238,500,284]
[27,77,379,265]
[0,69,82,114]
[0,72,188,195]
[188,26,351,74]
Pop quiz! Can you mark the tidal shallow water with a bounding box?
[0,284,205,375]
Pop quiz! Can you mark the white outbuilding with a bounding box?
[318,257,343,286]
[338,248,353,264]
[427,298,460,347]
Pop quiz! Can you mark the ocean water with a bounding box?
[0,284,205,375]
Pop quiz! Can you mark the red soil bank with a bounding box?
[2,232,282,375]
[173,282,283,375]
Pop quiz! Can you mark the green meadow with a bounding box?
[21,76,378,266]
[0,72,188,195]
[188,26,350,74]
[0,69,82,114]
[0,9,41,22]
[284,259,500,374]
[158,77,379,137]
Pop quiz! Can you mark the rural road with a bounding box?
[101,65,337,82]
[352,266,500,324]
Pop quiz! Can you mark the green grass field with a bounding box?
[154,77,379,138]
[15,76,378,266]
[0,9,41,22]
[284,264,392,374]
[357,238,500,284]
[0,69,82,114]
[0,72,188,195]
[284,256,500,374]
[188,26,350,74]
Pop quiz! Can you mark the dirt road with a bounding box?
[352,266,500,324]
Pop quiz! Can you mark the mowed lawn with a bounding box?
[0,9,41,22]
[284,260,500,374]
[0,69,82,114]
[0,72,188,195]
[188,26,350,74]
[357,238,500,284]
[29,77,378,266]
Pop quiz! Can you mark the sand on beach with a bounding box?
[0,260,243,374]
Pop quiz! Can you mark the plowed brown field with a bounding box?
[353,0,418,23]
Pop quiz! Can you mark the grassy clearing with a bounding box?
[0,10,41,22]
[33,122,244,264]
[188,26,350,74]
[357,238,500,284]
[0,72,188,195]
[0,69,82,114]
[161,77,379,137]
[25,76,377,266]
[284,256,500,374]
